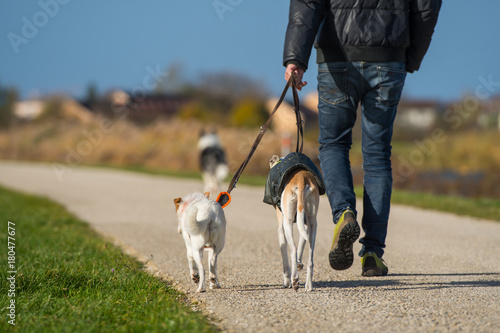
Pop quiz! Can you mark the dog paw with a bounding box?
[297,263,304,271]
[292,278,299,291]
[192,274,200,284]
[209,278,220,289]
[196,287,206,293]
[283,278,291,288]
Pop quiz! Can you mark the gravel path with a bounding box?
[1,161,499,332]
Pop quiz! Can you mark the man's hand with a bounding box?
[285,63,307,91]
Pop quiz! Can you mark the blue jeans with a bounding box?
[317,61,407,258]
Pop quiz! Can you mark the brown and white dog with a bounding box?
[269,155,320,291]
[174,192,226,293]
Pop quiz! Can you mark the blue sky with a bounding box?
[1,1,499,102]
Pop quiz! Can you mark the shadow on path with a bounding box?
[313,272,500,290]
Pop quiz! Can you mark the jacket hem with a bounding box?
[316,46,407,63]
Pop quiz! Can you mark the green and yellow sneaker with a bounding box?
[329,209,360,270]
[361,252,388,277]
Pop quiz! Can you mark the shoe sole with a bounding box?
[362,267,388,277]
[329,221,360,270]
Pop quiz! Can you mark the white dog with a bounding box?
[174,192,226,293]
[269,155,320,291]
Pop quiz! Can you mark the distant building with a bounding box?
[14,100,44,120]
[128,94,190,122]
[477,95,500,130]
[83,90,191,122]
[14,98,93,123]
[396,99,443,130]
[265,92,318,134]
[265,92,319,156]
[109,90,130,106]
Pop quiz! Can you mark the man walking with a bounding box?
[283,0,441,276]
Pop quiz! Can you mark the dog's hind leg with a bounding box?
[283,210,299,291]
[296,183,311,273]
[191,242,206,293]
[305,219,316,291]
[207,247,221,289]
[182,232,199,284]
[304,198,318,292]
[297,232,306,271]
[276,208,291,288]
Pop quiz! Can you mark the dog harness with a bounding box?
[263,152,325,211]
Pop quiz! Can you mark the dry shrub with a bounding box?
[0,117,320,176]
[427,130,500,173]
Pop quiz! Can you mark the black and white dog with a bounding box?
[198,130,228,195]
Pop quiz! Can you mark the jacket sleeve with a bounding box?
[283,0,327,70]
[406,0,442,73]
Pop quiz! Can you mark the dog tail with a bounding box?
[296,187,309,242]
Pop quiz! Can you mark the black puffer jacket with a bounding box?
[283,0,442,73]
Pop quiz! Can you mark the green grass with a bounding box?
[0,186,219,333]
[390,189,500,222]
[353,186,500,222]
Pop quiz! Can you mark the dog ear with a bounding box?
[204,192,210,198]
[173,197,182,211]
[270,155,280,168]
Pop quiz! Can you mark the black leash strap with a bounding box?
[225,72,303,195]
[291,80,304,153]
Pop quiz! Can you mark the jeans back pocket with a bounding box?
[376,65,407,106]
[318,63,348,106]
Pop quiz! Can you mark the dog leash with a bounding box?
[216,72,304,208]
